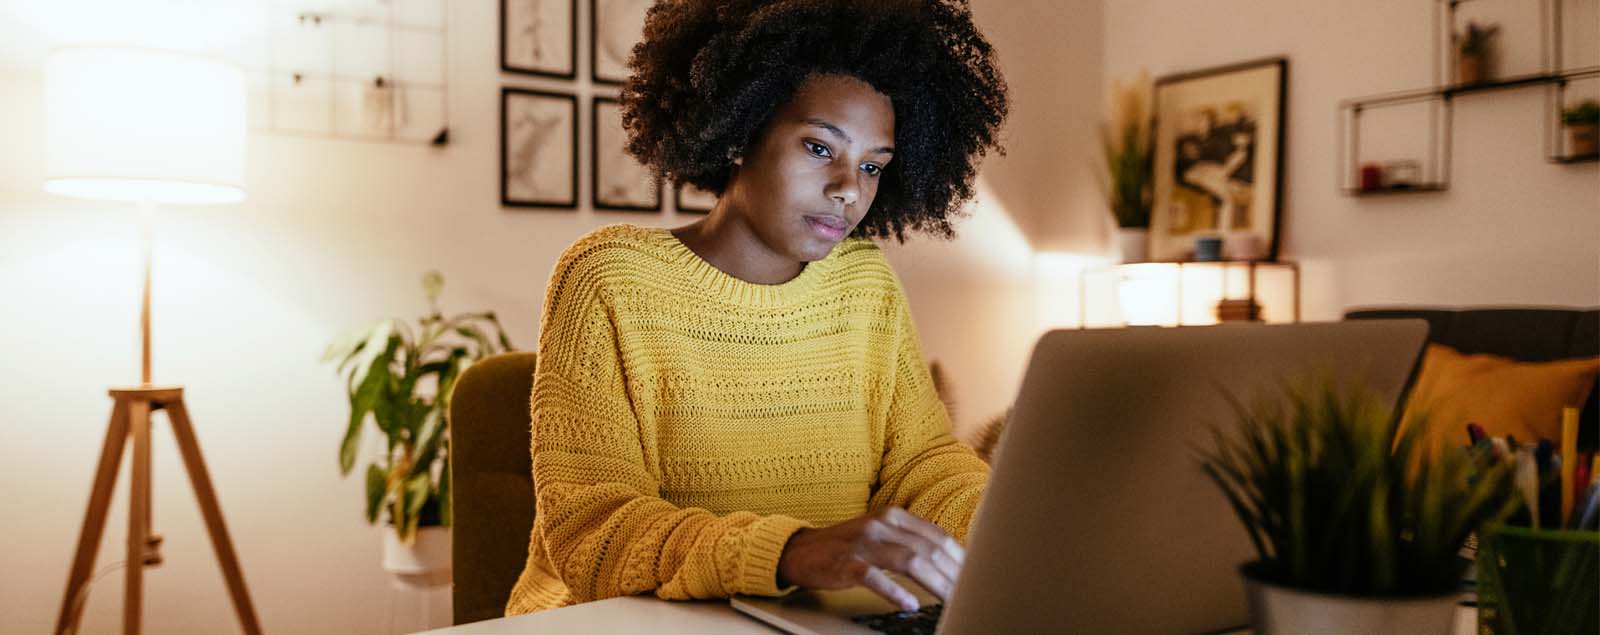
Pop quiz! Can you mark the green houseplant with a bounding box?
[1198,378,1518,634]
[323,271,514,548]
[1099,70,1154,262]
[1561,99,1599,157]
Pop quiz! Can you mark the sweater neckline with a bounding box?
[645,225,831,307]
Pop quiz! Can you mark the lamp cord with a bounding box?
[62,560,129,635]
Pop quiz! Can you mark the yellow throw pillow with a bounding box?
[1403,343,1599,449]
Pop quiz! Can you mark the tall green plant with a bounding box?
[322,271,514,544]
[1099,70,1154,229]
[1198,378,1519,597]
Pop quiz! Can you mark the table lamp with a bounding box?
[45,46,262,635]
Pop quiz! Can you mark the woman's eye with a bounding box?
[861,163,882,177]
[804,141,831,158]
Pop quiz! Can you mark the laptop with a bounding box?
[731,320,1429,634]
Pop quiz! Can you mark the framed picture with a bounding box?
[591,0,651,85]
[592,96,660,211]
[675,183,717,214]
[502,88,578,209]
[1149,57,1287,262]
[501,0,576,79]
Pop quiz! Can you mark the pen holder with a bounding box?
[1476,526,1599,635]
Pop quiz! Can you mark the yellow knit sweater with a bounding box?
[503,223,991,616]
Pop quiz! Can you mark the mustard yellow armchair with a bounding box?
[448,352,538,625]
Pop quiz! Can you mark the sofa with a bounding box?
[1345,306,1599,449]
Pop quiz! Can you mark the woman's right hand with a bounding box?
[775,507,965,611]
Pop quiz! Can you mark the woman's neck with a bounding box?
[671,205,805,285]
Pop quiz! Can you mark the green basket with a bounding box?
[1476,525,1600,635]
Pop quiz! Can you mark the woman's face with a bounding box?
[722,73,896,263]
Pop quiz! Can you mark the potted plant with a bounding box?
[1455,21,1499,85]
[1100,70,1154,263]
[323,271,514,589]
[1198,379,1518,635]
[1561,99,1599,157]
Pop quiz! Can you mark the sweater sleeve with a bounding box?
[529,244,811,604]
[866,296,991,543]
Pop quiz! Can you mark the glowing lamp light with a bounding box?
[44,47,247,205]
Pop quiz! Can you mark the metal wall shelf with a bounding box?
[1337,0,1597,196]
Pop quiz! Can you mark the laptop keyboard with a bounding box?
[850,604,944,635]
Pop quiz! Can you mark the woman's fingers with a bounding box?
[861,519,958,602]
[859,564,920,612]
[885,508,966,566]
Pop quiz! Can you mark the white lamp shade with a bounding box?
[44,47,247,205]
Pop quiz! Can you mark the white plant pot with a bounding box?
[1117,227,1149,263]
[382,526,452,590]
[1243,565,1457,635]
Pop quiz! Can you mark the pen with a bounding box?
[1574,473,1600,531]
[1560,407,1577,524]
[1515,447,1541,530]
[1490,437,1509,461]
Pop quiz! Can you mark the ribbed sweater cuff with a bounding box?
[738,514,811,597]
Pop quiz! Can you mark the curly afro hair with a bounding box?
[620,0,1009,242]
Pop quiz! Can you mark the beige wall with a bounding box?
[1104,0,1600,319]
[0,0,1096,632]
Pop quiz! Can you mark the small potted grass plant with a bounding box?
[1199,378,1518,635]
[1455,20,1499,85]
[323,271,514,588]
[1561,99,1599,157]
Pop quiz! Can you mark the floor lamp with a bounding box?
[44,47,262,635]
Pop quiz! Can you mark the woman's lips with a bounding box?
[805,215,848,240]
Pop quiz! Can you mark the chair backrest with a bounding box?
[448,351,538,625]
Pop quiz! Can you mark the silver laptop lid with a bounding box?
[940,320,1428,635]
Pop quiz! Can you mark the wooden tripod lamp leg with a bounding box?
[55,399,132,635]
[164,398,263,635]
[126,398,152,635]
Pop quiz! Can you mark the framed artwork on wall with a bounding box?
[502,88,578,209]
[501,0,576,79]
[675,183,717,214]
[592,96,660,211]
[1149,57,1287,262]
[591,0,651,85]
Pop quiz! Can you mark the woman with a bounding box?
[505,0,1009,616]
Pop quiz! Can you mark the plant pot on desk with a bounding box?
[1241,563,1459,635]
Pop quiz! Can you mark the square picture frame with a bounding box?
[1149,57,1287,262]
[674,183,717,214]
[592,96,661,211]
[501,0,577,79]
[502,88,578,209]
[591,0,650,85]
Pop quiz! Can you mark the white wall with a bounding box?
[0,0,1095,632]
[1104,0,1600,319]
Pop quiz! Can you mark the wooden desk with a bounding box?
[413,596,773,634]
[412,596,1479,634]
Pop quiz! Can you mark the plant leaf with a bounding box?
[339,340,396,474]
[364,463,387,525]
[409,409,445,479]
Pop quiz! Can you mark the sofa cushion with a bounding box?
[1402,342,1599,447]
